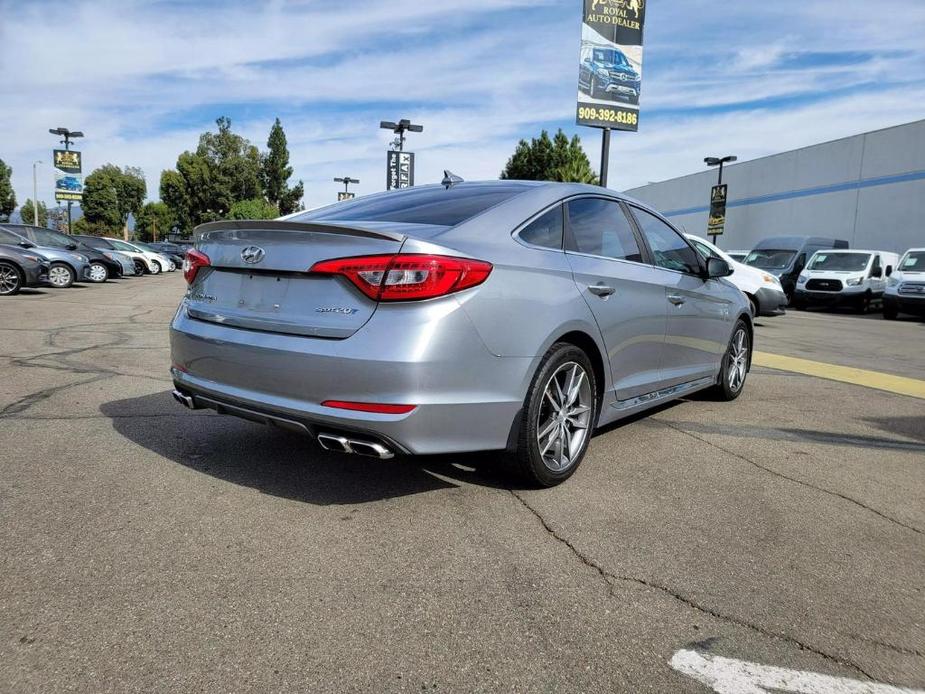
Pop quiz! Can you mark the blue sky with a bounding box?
[2,0,924,212]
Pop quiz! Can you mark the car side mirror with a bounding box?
[19,240,36,249]
[871,267,883,278]
[67,243,78,250]
[705,257,733,279]
[885,265,893,277]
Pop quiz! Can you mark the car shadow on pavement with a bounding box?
[101,391,524,505]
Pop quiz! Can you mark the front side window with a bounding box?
[0,228,25,245]
[32,228,71,248]
[518,206,563,250]
[567,198,642,262]
[632,208,701,274]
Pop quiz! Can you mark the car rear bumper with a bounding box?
[169,298,535,455]
[754,286,787,317]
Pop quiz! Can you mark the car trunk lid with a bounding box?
[188,221,406,339]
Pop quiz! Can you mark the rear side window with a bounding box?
[518,206,563,249]
[567,198,642,262]
[632,208,701,274]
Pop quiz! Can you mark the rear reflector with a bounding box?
[183,249,210,285]
[321,400,417,414]
[310,254,492,301]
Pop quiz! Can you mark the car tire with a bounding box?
[133,259,146,276]
[510,343,598,488]
[883,304,898,320]
[746,294,758,317]
[710,319,750,401]
[48,262,75,288]
[0,261,23,296]
[88,261,109,283]
[856,291,871,314]
[150,260,162,275]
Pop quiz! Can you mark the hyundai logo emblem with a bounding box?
[241,246,266,264]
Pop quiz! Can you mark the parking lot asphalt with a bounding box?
[1,275,923,693]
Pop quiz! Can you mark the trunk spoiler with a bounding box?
[194,220,407,243]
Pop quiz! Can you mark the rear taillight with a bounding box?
[183,249,210,285]
[309,254,492,301]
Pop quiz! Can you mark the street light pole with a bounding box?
[48,127,84,233]
[32,161,42,226]
[600,129,611,188]
[334,176,359,200]
[379,119,423,152]
[704,155,737,245]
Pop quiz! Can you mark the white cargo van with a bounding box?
[794,250,900,312]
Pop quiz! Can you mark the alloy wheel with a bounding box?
[536,362,593,472]
[727,327,749,393]
[0,263,21,295]
[150,261,161,275]
[49,265,73,287]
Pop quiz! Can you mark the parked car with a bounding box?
[726,250,749,263]
[883,248,925,319]
[132,242,177,271]
[0,225,91,287]
[74,235,170,275]
[744,236,849,303]
[0,244,50,296]
[170,181,752,487]
[578,45,641,104]
[0,223,135,282]
[147,242,186,266]
[686,234,787,317]
[794,249,899,312]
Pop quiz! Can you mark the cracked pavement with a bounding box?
[0,275,923,692]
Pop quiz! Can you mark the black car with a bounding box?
[2,224,126,282]
[0,243,50,296]
[147,242,186,266]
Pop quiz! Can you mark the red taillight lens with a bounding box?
[183,249,210,285]
[321,400,417,414]
[310,254,492,301]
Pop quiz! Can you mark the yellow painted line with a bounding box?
[753,351,925,400]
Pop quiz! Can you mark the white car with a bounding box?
[686,234,788,317]
[794,249,900,313]
[883,247,925,319]
[108,239,174,274]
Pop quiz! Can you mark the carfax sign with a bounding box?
[576,0,645,131]
[53,149,83,202]
[386,151,414,190]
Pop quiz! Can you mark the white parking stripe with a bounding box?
[670,649,924,694]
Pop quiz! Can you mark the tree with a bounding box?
[135,201,176,242]
[263,118,304,215]
[500,129,598,184]
[19,199,48,227]
[160,116,266,230]
[227,198,279,220]
[0,159,16,222]
[82,164,147,238]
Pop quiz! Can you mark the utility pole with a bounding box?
[32,161,42,226]
[48,127,84,233]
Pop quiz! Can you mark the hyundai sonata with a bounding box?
[170,181,752,486]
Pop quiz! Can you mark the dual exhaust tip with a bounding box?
[172,389,394,460]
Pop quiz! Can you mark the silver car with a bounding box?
[170,182,752,486]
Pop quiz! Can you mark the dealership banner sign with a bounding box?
[576,0,645,131]
[708,184,727,235]
[387,151,414,190]
[53,149,83,202]
[337,192,356,201]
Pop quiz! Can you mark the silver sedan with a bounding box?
[170,181,751,486]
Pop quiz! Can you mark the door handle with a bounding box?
[588,283,615,297]
[667,294,686,305]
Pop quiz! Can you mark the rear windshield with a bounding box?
[808,253,870,271]
[745,249,796,270]
[294,184,533,227]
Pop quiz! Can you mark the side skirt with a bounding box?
[597,375,716,427]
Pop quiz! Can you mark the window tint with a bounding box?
[518,206,563,249]
[567,198,641,262]
[296,183,534,227]
[632,208,701,274]
[0,228,24,244]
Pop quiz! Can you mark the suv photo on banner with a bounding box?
[53,149,83,202]
[576,0,645,131]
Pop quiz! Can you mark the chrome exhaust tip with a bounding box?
[172,389,197,410]
[317,433,394,459]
